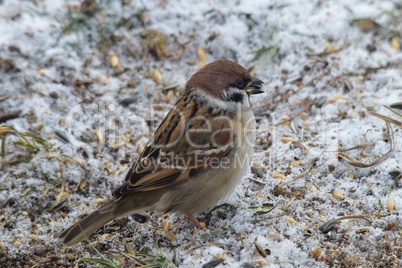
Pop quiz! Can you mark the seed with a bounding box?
[95,198,105,205]
[96,129,105,143]
[391,37,400,51]
[361,152,369,158]
[165,90,174,103]
[387,197,394,212]
[311,247,322,260]
[332,191,345,200]
[328,94,347,103]
[271,172,285,180]
[325,41,333,53]
[355,226,372,233]
[310,185,318,193]
[254,242,268,257]
[102,233,111,239]
[276,234,282,241]
[162,221,169,231]
[287,217,297,225]
[109,52,119,67]
[202,258,224,267]
[137,143,145,154]
[251,259,269,265]
[343,79,353,92]
[291,160,302,167]
[166,231,175,241]
[152,70,162,84]
[197,46,206,69]
[306,209,313,217]
[104,166,115,175]
[80,203,87,210]
[280,137,296,143]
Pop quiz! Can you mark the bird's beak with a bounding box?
[246,77,264,95]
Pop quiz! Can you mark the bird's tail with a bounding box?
[58,197,147,246]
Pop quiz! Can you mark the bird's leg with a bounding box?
[186,214,203,229]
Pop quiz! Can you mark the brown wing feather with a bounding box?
[114,96,235,197]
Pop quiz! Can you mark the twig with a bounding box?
[338,122,394,168]
[277,158,317,188]
[306,45,344,57]
[0,110,21,123]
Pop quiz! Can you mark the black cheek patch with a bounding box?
[230,92,244,102]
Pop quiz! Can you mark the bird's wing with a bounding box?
[113,96,236,197]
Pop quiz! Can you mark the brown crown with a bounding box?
[185,60,251,100]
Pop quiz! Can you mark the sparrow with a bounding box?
[59,59,264,246]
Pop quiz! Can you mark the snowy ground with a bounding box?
[1,0,402,267]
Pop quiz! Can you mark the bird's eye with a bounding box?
[235,79,245,89]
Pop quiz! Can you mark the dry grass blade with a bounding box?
[319,213,388,233]
[338,142,376,152]
[352,18,380,29]
[282,196,298,211]
[186,243,224,255]
[0,125,49,150]
[45,185,69,212]
[262,211,294,222]
[140,29,183,60]
[79,257,119,268]
[367,108,402,126]
[272,186,296,196]
[274,98,316,126]
[0,125,17,135]
[252,101,276,114]
[338,122,393,168]
[1,125,51,171]
[304,69,329,87]
[249,203,278,215]
[0,95,10,102]
[61,154,86,170]
[384,105,402,118]
[306,45,344,57]
[174,241,194,252]
[250,46,278,76]
[277,158,317,189]
[140,29,167,59]
[106,250,147,266]
[19,131,51,151]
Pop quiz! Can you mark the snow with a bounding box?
[0,0,402,267]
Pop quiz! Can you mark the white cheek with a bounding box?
[241,94,252,110]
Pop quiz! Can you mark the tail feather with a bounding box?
[58,209,114,246]
[59,190,164,246]
[59,199,142,246]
